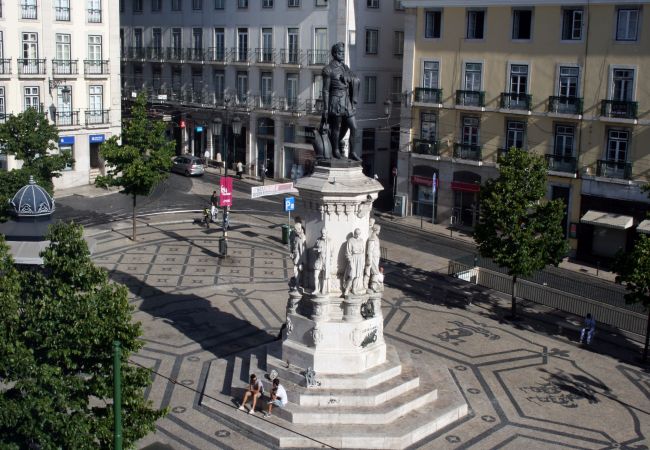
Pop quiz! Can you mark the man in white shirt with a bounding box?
[264,378,287,417]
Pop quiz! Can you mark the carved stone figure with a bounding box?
[290,222,306,288]
[319,42,361,161]
[364,224,381,291]
[343,228,366,295]
[312,228,332,294]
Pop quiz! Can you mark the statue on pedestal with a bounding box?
[343,228,366,295]
[312,228,332,295]
[364,224,382,292]
[290,222,306,289]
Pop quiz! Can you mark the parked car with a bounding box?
[171,154,205,176]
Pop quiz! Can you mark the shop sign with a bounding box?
[89,134,105,143]
[59,136,75,145]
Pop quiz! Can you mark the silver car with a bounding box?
[171,154,205,176]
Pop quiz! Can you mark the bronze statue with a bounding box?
[318,42,361,162]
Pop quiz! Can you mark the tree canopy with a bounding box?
[0,223,165,448]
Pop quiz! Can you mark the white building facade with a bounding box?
[0,0,122,190]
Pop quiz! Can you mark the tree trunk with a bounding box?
[132,194,137,241]
[511,276,518,319]
[643,309,650,363]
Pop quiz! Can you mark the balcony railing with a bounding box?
[500,92,532,111]
[54,6,70,20]
[412,139,440,156]
[255,48,275,64]
[597,159,632,179]
[308,49,329,65]
[453,143,482,160]
[206,47,226,62]
[545,154,577,174]
[125,46,145,59]
[87,8,102,23]
[55,111,79,126]
[231,47,251,63]
[600,100,638,120]
[254,94,275,110]
[278,96,300,112]
[21,4,37,19]
[52,59,78,75]
[186,48,205,61]
[18,58,46,75]
[414,87,442,104]
[306,98,324,115]
[146,47,164,60]
[84,60,109,75]
[280,49,301,65]
[456,90,485,107]
[166,47,184,61]
[548,96,583,115]
[85,109,109,125]
[0,59,11,75]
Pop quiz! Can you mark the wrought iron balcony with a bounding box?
[0,113,7,123]
[52,59,78,75]
[185,48,205,61]
[125,46,145,59]
[545,154,577,174]
[166,47,184,61]
[255,48,275,64]
[306,98,324,115]
[85,109,110,125]
[21,4,37,19]
[453,143,482,161]
[55,111,79,126]
[280,49,302,65]
[597,159,632,179]
[500,92,532,111]
[183,90,207,104]
[548,96,583,115]
[414,87,442,104]
[308,49,329,65]
[412,139,440,156]
[87,8,102,23]
[231,47,251,63]
[0,59,12,75]
[206,47,226,62]
[254,94,275,110]
[278,97,300,112]
[84,60,109,75]
[600,100,638,120]
[54,6,70,20]
[18,59,46,75]
[456,90,485,107]
[145,47,164,60]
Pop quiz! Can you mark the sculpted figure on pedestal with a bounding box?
[343,228,366,295]
[364,224,382,292]
[312,228,332,295]
[290,222,306,289]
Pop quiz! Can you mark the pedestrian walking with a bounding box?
[236,161,244,179]
[210,190,219,223]
[580,313,596,345]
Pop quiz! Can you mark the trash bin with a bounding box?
[281,225,291,244]
[219,237,228,256]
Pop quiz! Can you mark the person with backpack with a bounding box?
[580,313,596,345]
[238,373,264,414]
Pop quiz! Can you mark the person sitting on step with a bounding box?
[238,373,264,414]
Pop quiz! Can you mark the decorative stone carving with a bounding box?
[343,228,366,296]
[287,290,301,315]
[290,222,306,289]
[364,224,382,292]
[311,326,323,346]
[312,228,332,295]
[304,367,321,388]
[360,299,375,319]
[356,195,373,218]
[286,317,294,336]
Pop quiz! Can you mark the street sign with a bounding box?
[251,182,298,199]
[284,196,295,212]
[219,177,233,207]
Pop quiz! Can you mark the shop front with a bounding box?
[451,171,481,229]
[257,118,275,179]
[284,124,316,181]
[410,165,438,222]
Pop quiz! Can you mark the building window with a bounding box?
[237,28,248,61]
[238,0,248,8]
[0,87,5,121]
[214,71,224,102]
[24,86,40,111]
[21,0,37,19]
[287,28,299,63]
[607,129,629,162]
[172,0,182,11]
[236,71,248,103]
[261,28,273,62]
[420,112,437,141]
[134,29,143,49]
[364,76,377,103]
[362,128,376,152]
[558,66,579,97]
[393,31,404,55]
[152,29,162,49]
[425,10,442,38]
[172,28,182,51]
[466,10,485,39]
[88,85,104,124]
[365,29,378,54]
[312,74,323,101]
[554,125,575,156]
[152,0,162,11]
[512,9,532,40]
[261,72,273,105]
[506,120,526,150]
[315,0,328,6]
[288,0,300,6]
[55,0,70,21]
[263,0,273,7]
[612,68,634,101]
[509,64,528,104]
[561,8,583,40]
[423,61,439,88]
[55,34,71,74]
[193,28,203,51]
[464,62,482,91]
[87,0,102,21]
[462,116,479,145]
[192,0,202,10]
[214,0,224,9]
[133,0,142,13]
[367,0,379,8]
[286,73,298,108]
[214,28,225,60]
[391,76,402,101]
[616,8,639,41]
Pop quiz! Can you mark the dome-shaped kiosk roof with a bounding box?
[10,176,55,217]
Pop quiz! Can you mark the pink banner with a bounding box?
[219,176,233,207]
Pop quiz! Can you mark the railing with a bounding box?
[183,90,208,104]
[17,58,46,75]
[306,98,324,115]
[185,48,205,61]
[85,109,109,125]
[234,96,251,109]
[125,46,145,59]
[548,96,583,115]
[255,48,275,64]
[412,139,439,156]
[206,47,226,62]
[278,96,300,112]
[231,47,251,63]
[0,113,7,124]
[52,59,78,75]
[55,111,79,126]
[600,100,638,120]
[146,47,164,59]
[87,8,102,23]
[545,154,577,174]
[414,87,442,104]
[84,60,109,75]
[456,90,485,107]
[597,159,632,179]
[308,49,329,65]
[453,143,482,160]
[280,49,301,65]
[54,6,70,20]
[500,92,531,110]
[254,94,274,110]
[0,59,11,75]
[21,4,37,19]
[166,47,184,61]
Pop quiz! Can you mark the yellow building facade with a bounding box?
[397,0,650,260]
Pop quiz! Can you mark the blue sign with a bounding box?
[432,173,437,194]
[284,196,295,212]
[59,136,75,145]
[195,126,204,133]
[89,134,105,143]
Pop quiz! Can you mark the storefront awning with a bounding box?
[411,175,434,187]
[580,210,633,230]
[637,219,650,234]
[451,181,480,192]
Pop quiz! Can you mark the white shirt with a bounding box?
[274,384,288,406]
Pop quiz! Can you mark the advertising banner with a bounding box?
[250,182,297,199]
[219,176,233,207]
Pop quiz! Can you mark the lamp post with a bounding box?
[212,97,243,177]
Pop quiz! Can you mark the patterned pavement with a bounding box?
[88,216,650,450]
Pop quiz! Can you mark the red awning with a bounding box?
[451,181,480,192]
[411,175,435,187]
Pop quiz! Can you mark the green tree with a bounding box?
[0,223,165,449]
[615,235,650,362]
[96,93,174,240]
[474,147,569,319]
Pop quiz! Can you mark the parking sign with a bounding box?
[284,196,295,212]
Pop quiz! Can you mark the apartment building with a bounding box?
[0,0,121,189]
[119,0,404,198]
[398,0,650,260]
